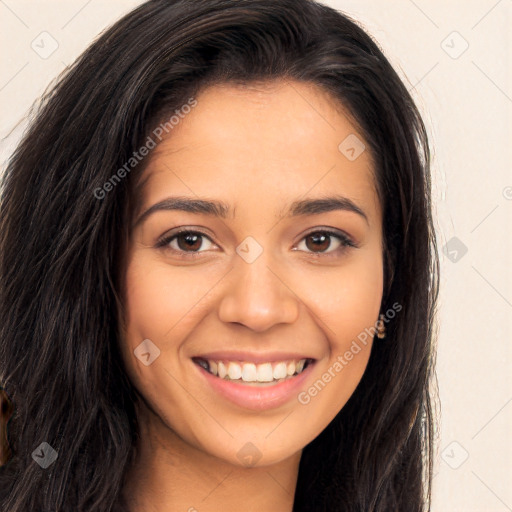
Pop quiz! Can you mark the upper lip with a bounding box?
[192,351,316,364]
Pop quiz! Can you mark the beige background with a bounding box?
[1,1,511,511]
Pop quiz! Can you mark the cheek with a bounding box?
[119,256,189,391]
[294,251,382,415]
[304,249,384,339]
[122,254,213,344]
[119,252,227,400]
[119,255,206,422]
[336,266,383,340]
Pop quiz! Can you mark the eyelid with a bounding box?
[298,227,357,246]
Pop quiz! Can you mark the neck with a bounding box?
[121,400,301,512]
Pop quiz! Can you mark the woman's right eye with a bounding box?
[157,230,215,256]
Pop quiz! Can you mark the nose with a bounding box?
[217,255,300,332]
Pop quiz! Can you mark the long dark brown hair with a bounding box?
[0,0,439,510]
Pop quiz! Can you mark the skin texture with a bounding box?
[119,80,384,512]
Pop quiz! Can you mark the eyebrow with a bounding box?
[133,194,369,228]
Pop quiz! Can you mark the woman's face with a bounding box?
[120,80,383,467]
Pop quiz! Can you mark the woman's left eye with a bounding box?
[156,228,356,258]
[294,230,357,256]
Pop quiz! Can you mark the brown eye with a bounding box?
[175,232,204,252]
[296,230,356,256]
[305,232,331,252]
[157,230,215,255]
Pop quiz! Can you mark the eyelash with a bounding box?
[155,228,358,259]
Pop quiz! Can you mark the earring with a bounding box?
[376,314,386,339]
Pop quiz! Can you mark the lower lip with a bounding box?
[193,361,316,411]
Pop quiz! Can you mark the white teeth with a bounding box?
[241,363,257,382]
[218,361,227,379]
[273,362,287,380]
[227,362,242,380]
[257,363,274,382]
[198,358,310,382]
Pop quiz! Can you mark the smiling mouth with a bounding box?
[192,357,315,386]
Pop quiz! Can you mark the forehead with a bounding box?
[135,80,381,226]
